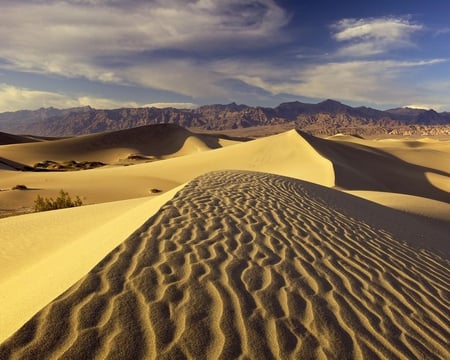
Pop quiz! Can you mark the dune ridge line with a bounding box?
[1,171,448,359]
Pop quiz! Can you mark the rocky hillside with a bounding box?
[1,100,449,137]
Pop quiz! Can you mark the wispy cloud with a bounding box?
[332,17,422,57]
[0,4,448,112]
[434,27,450,37]
[0,83,153,111]
[123,60,226,98]
[145,102,198,109]
[0,0,288,81]
[214,58,448,108]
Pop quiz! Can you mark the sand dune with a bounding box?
[1,126,449,358]
[306,132,450,202]
[0,187,184,344]
[2,128,448,218]
[0,129,334,212]
[1,171,448,359]
[0,132,38,146]
[0,124,237,167]
[328,134,450,174]
[346,191,450,222]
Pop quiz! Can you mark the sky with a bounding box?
[0,0,449,112]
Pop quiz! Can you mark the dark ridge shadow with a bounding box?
[40,124,226,158]
[298,130,450,203]
[76,124,224,157]
[0,157,32,171]
[0,131,39,145]
[192,131,253,143]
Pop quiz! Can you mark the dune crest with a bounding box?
[0,124,232,167]
[0,187,185,343]
[304,131,450,202]
[1,171,448,359]
[0,132,38,146]
[0,129,334,212]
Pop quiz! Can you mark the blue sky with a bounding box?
[0,0,449,112]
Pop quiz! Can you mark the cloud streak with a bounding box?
[0,0,288,79]
[0,83,166,111]
[214,58,448,109]
[0,0,291,108]
[332,17,422,56]
[0,4,448,112]
[434,27,450,37]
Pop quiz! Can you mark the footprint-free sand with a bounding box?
[0,127,448,359]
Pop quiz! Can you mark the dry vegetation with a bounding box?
[33,190,83,212]
[33,160,105,171]
[11,184,28,190]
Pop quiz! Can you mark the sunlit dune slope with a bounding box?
[1,128,449,219]
[346,191,450,222]
[307,132,450,202]
[0,187,184,343]
[0,129,334,210]
[1,171,448,359]
[0,124,236,166]
[327,134,450,174]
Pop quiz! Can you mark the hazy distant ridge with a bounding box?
[0,100,449,136]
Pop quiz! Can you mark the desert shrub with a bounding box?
[34,190,83,212]
[33,160,105,171]
[12,184,28,190]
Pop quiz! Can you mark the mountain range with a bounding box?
[0,99,449,137]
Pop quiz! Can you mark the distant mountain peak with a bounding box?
[197,102,249,112]
[319,99,343,105]
[0,99,449,137]
[316,99,349,112]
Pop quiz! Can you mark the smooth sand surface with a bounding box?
[0,124,236,167]
[1,171,448,359]
[346,191,450,222]
[3,129,448,214]
[0,132,37,146]
[0,127,449,358]
[328,134,450,174]
[307,133,450,203]
[0,129,334,212]
[0,187,184,343]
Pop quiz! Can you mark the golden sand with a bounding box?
[1,172,449,359]
[0,128,449,359]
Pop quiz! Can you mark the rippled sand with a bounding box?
[1,171,448,359]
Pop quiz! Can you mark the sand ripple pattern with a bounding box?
[1,171,449,359]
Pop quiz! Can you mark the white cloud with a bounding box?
[435,27,450,37]
[123,60,226,98]
[76,97,143,109]
[0,84,150,112]
[0,84,76,111]
[404,104,450,112]
[404,104,431,110]
[0,4,447,112]
[213,58,449,110]
[145,102,198,109]
[0,0,287,82]
[332,17,422,57]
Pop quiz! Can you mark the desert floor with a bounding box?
[0,125,449,359]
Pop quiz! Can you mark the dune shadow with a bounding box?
[87,124,226,157]
[0,157,32,171]
[299,131,450,203]
[10,187,41,191]
[103,125,250,157]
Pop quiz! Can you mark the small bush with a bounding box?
[34,190,83,212]
[12,184,28,190]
